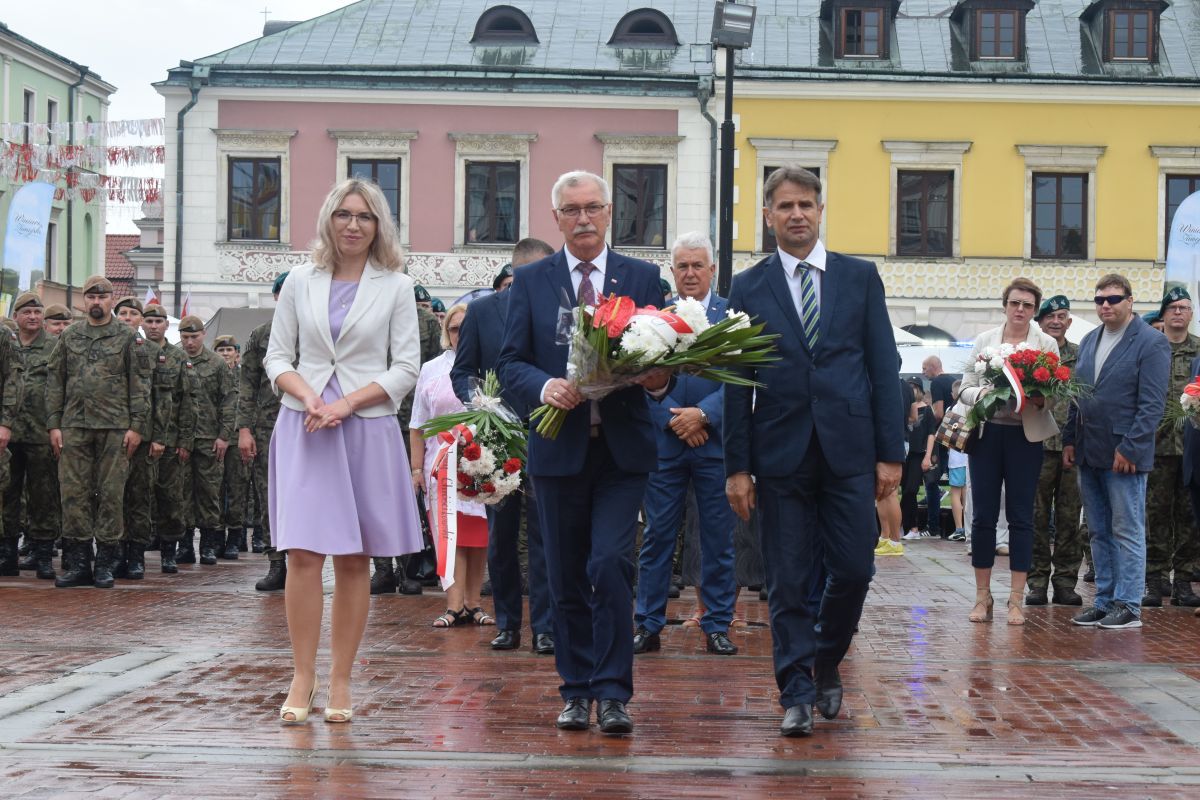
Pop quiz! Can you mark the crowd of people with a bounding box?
[4,162,1195,740]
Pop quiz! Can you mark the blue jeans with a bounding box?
[1077,466,1148,617]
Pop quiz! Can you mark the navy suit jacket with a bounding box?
[451,289,521,412]
[1064,314,1170,473]
[722,251,905,479]
[1184,355,1200,487]
[648,294,727,464]
[497,248,663,478]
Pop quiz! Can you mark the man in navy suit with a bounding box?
[452,240,556,656]
[498,170,670,735]
[724,166,904,738]
[634,232,738,657]
[1064,273,1170,630]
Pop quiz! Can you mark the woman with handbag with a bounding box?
[957,278,1060,625]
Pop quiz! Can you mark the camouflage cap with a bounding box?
[272,271,290,296]
[43,304,72,321]
[114,296,143,313]
[142,303,168,319]
[214,334,238,349]
[413,284,432,303]
[492,263,513,290]
[1035,295,1070,321]
[82,275,114,295]
[177,314,205,333]
[1161,285,1192,316]
[12,292,43,312]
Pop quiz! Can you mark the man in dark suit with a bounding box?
[1064,273,1170,630]
[498,170,669,736]
[634,231,738,657]
[1183,352,1200,618]
[724,165,904,738]
[453,240,556,656]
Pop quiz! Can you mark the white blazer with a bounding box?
[959,323,1060,443]
[264,261,420,418]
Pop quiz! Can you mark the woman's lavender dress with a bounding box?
[268,279,424,556]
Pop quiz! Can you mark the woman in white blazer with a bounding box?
[958,278,1060,627]
[265,179,423,725]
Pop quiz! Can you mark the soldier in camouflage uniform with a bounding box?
[140,303,196,573]
[215,334,249,559]
[1027,295,1084,606]
[0,298,26,576]
[6,294,59,579]
[47,276,151,588]
[43,305,73,336]
[371,292,442,594]
[238,272,288,591]
[177,315,236,566]
[1144,287,1200,607]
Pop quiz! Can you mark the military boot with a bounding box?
[237,529,248,553]
[112,542,130,579]
[32,540,56,580]
[160,541,178,574]
[1142,575,1163,608]
[1024,584,1048,606]
[93,543,119,588]
[18,536,37,571]
[199,529,219,565]
[177,532,197,564]
[0,539,18,576]
[221,528,241,560]
[126,545,146,580]
[370,559,397,594]
[55,540,94,588]
[256,558,287,591]
[1172,578,1200,607]
[251,527,264,553]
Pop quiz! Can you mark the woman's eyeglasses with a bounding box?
[1006,300,1035,310]
[332,210,377,225]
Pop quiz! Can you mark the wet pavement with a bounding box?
[3,539,1200,798]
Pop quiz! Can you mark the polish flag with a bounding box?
[143,287,159,307]
[180,290,191,318]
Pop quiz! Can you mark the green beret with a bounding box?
[177,314,205,333]
[214,335,238,349]
[1035,295,1070,321]
[659,278,673,296]
[82,275,114,295]
[430,298,446,313]
[492,263,513,290]
[142,304,168,319]
[272,271,289,296]
[12,292,42,312]
[413,284,432,303]
[1143,310,1162,325]
[1161,285,1192,316]
[43,304,71,321]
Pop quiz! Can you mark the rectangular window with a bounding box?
[228,158,282,241]
[840,8,884,57]
[762,166,821,253]
[1108,9,1153,61]
[22,90,34,145]
[46,99,58,145]
[897,171,953,257]
[976,10,1018,59]
[347,158,402,232]
[612,164,667,249]
[465,161,520,244]
[1166,175,1200,258]
[1032,173,1087,260]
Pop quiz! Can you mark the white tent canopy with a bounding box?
[893,326,923,345]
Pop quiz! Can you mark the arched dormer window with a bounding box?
[471,5,539,44]
[608,9,679,47]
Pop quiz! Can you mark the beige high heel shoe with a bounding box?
[280,681,318,725]
[324,706,353,724]
[969,589,994,623]
[1007,593,1026,626]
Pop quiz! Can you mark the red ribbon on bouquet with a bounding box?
[633,307,694,335]
[430,423,473,589]
[1000,360,1027,414]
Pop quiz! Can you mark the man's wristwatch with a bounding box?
[697,409,709,427]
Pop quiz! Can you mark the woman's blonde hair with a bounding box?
[310,178,404,271]
[440,303,469,350]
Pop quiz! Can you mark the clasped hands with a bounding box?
[303,394,353,433]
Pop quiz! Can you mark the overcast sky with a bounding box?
[3,0,350,121]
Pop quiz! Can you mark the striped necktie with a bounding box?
[577,262,597,306]
[798,262,819,349]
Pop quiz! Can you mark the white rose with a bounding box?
[974,360,987,374]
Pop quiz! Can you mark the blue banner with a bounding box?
[2,182,56,295]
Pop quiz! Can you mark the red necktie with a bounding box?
[577,262,597,306]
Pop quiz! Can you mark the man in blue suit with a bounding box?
[453,241,556,656]
[634,232,738,657]
[724,166,904,738]
[498,170,670,735]
[1064,273,1170,630]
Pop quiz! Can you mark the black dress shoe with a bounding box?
[706,631,738,655]
[491,629,521,650]
[597,699,633,735]
[534,632,555,655]
[632,626,661,654]
[813,662,843,720]
[555,698,591,731]
[759,588,768,602]
[781,704,814,737]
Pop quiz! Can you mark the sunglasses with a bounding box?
[1093,294,1128,306]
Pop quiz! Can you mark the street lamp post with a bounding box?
[711,1,756,296]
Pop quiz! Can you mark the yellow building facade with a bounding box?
[729,81,1199,339]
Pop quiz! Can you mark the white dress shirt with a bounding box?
[565,245,608,301]
[777,240,828,318]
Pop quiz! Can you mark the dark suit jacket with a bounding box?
[497,248,663,478]
[1063,314,1170,473]
[648,294,727,464]
[722,251,905,479]
[1184,355,1200,487]
[451,289,521,412]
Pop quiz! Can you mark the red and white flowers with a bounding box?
[967,343,1085,428]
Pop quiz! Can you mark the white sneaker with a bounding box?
[902,530,923,540]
